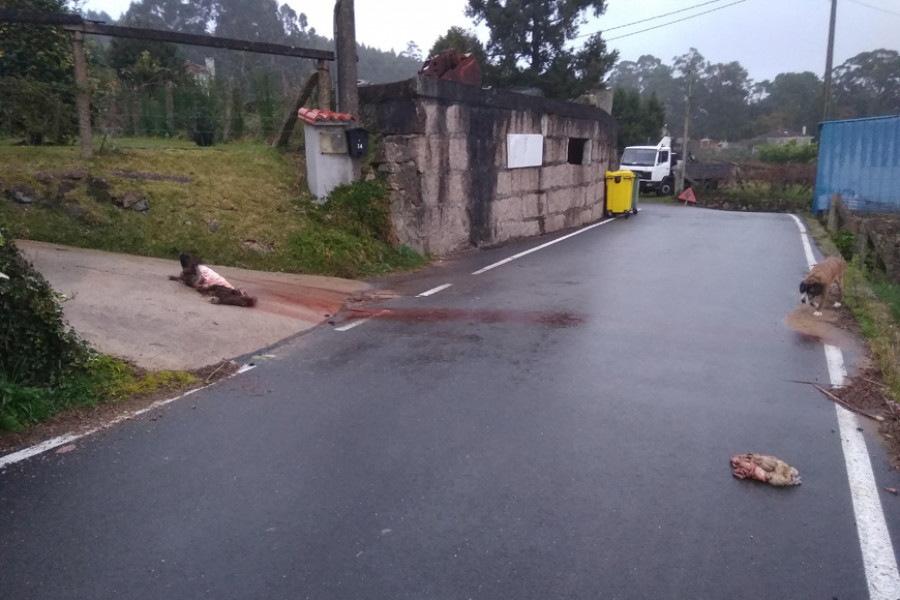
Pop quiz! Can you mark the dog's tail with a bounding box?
[236,294,257,308]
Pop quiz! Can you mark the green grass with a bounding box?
[806,216,900,402]
[845,271,900,401]
[1,353,199,432]
[0,139,426,278]
[873,281,900,323]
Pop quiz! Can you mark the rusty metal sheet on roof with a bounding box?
[418,49,482,86]
[814,114,900,213]
[298,108,355,126]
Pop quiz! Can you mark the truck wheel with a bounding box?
[657,178,674,197]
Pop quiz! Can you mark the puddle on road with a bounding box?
[784,306,869,370]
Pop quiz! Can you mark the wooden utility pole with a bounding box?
[676,70,692,196]
[71,30,93,158]
[822,0,837,121]
[334,0,358,117]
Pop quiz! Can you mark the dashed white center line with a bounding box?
[472,217,616,275]
[417,283,452,297]
[334,319,368,332]
[789,213,900,600]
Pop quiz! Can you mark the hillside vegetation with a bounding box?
[0,139,424,278]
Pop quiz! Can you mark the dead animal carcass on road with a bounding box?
[730,453,801,486]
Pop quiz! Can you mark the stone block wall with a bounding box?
[359,76,617,257]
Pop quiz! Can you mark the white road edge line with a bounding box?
[789,214,900,599]
[472,217,616,275]
[0,363,256,470]
[417,283,452,297]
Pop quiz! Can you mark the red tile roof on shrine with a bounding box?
[297,108,355,125]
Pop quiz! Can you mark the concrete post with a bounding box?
[71,30,93,158]
[334,0,358,117]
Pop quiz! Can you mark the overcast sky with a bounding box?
[79,0,899,83]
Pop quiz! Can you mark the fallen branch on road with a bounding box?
[812,384,885,422]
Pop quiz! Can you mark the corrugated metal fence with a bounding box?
[814,114,900,213]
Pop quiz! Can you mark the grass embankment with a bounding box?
[0,139,425,278]
[845,270,900,400]
[0,139,426,434]
[806,217,900,402]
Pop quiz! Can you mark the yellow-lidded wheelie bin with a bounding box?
[604,170,639,218]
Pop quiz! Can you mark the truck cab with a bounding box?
[620,137,679,196]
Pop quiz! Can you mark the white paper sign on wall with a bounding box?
[507,134,544,169]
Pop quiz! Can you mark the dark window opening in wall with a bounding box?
[567,138,590,165]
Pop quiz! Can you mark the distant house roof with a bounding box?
[297,108,355,125]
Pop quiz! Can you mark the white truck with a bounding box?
[619,136,680,196]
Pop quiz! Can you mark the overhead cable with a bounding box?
[604,0,749,42]
[574,0,730,39]
[846,0,900,18]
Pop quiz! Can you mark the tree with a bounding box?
[214,0,283,42]
[107,37,187,88]
[0,0,77,143]
[753,72,822,136]
[832,49,900,119]
[400,41,422,62]
[612,87,665,152]
[428,26,487,64]
[608,54,674,96]
[570,33,617,92]
[465,0,616,99]
[667,49,757,141]
[119,0,217,34]
[701,61,752,140]
[608,54,678,129]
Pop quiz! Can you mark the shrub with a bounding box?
[321,180,396,244]
[0,77,76,145]
[757,141,818,164]
[834,230,855,261]
[0,232,200,431]
[0,231,91,387]
[288,180,425,278]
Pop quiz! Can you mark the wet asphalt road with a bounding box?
[2,203,899,599]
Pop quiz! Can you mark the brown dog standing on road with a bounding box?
[799,256,845,317]
[169,253,257,307]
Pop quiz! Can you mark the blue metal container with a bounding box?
[814,114,900,213]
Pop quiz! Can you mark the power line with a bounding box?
[486,0,748,59]
[604,0,749,42]
[574,0,730,39]
[845,0,900,18]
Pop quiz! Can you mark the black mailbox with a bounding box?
[346,128,369,157]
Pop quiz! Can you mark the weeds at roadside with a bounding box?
[806,216,900,403]
[0,354,199,433]
[844,263,900,401]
